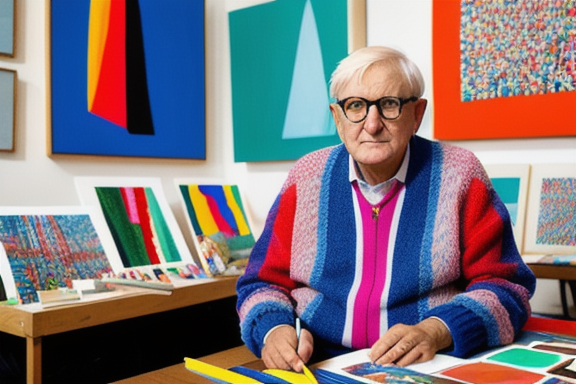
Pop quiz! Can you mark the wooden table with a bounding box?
[112,345,264,384]
[526,263,576,318]
[114,317,576,384]
[0,276,238,384]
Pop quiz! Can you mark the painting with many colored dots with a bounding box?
[524,164,576,255]
[432,0,576,140]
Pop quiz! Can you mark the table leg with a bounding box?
[560,280,569,318]
[26,336,41,384]
[569,281,576,319]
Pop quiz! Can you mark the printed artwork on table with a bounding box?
[0,206,120,304]
[524,164,576,255]
[532,342,576,356]
[440,361,545,384]
[75,177,198,273]
[432,0,576,140]
[486,347,564,369]
[457,344,576,383]
[176,179,255,277]
[342,362,460,383]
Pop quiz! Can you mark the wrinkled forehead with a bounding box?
[339,63,412,99]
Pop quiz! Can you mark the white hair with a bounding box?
[329,46,425,100]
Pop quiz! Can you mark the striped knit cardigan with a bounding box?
[236,135,535,359]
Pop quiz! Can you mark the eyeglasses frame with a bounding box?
[336,96,419,123]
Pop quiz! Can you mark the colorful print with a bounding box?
[487,347,563,369]
[343,362,460,383]
[0,214,113,304]
[96,186,181,267]
[179,184,255,260]
[441,361,545,383]
[460,0,576,102]
[536,178,576,246]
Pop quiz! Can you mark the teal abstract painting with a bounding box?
[229,0,362,162]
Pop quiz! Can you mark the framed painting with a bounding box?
[432,0,576,140]
[524,164,576,255]
[484,164,530,253]
[47,0,206,159]
[175,178,255,277]
[0,0,14,57]
[229,0,366,162]
[0,68,15,152]
[74,177,202,276]
[0,206,121,304]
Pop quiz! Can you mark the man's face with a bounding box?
[330,64,427,183]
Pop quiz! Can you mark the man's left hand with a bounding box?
[368,317,452,367]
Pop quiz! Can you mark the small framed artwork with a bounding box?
[175,178,256,277]
[0,0,15,57]
[524,164,576,255]
[48,0,206,159]
[0,68,16,152]
[0,206,121,304]
[484,164,531,253]
[75,177,202,275]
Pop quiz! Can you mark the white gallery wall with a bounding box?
[0,0,574,315]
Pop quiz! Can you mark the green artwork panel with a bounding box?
[229,0,348,162]
[487,347,563,369]
[95,187,150,267]
[144,188,180,263]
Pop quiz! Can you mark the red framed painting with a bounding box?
[432,0,576,140]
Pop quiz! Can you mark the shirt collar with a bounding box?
[348,144,410,185]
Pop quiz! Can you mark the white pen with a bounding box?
[295,317,301,352]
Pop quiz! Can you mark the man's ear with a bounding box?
[329,103,340,126]
[412,98,428,135]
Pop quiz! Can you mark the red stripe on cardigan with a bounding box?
[461,178,516,281]
[258,184,298,290]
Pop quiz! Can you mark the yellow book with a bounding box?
[184,357,318,384]
[263,366,318,384]
[184,357,262,383]
[302,364,319,384]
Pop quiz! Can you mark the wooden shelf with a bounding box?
[526,263,576,281]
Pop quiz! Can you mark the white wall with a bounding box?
[0,0,574,315]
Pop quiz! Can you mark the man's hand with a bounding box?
[369,318,452,367]
[261,325,314,372]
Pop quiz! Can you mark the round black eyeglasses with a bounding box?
[336,96,418,123]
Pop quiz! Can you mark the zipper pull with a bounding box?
[372,206,380,220]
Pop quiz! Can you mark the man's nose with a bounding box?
[363,105,384,133]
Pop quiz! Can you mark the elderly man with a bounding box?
[236,46,535,372]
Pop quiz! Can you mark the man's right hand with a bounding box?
[261,325,314,372]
